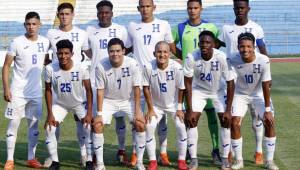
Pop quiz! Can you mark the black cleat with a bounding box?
[48,161,60,170]
[85,161,93,170]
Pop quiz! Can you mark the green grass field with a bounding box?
[0,61,299,170]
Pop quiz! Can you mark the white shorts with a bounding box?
[52,103,86,123]
[98,99,134,125]
[192,89,226,113]
[232,95,274,119]
[5,97,42,120]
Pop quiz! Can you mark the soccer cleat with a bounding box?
[116,149,128,165]
[136,161,146,170]
[177,160,188,170]
[147,160,158,170]
[95,162,106,170]
[231,160,244,170]
[188,158,198,170]
[130,153,137,167]
[221,158,231,170]
[211,149,222,165]
[43,157,52,168]
[4,160,14,170]
[265,161,279,170]
[26,158,43,169]
[254,152,264,165]
[80,155,88,167]
[85,161,93,170]
[159,153,171,166]
[48,161,60,170]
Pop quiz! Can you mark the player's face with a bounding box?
[108,44,125,66]
[233,1,250,20]
[199,35,214,56]
[24,18,41,37]
[138,0,156,21]
[154,43,170,65]
[57,8,74,27]
[57,48,73,66]
[97,6,113,26]
[238,39,255,60]
[187,1,202,20]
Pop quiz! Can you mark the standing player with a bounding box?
[172,0,223,164]
[219,0,269,164]
[86,0,130,163]
[183,31,235,170]
[2,12,49,170]
[44,39,93,170]
[45,3,91,167]
[127,0,175,166]
[229,32,278,170]
[143,41,188,170]
[93,38,146,170]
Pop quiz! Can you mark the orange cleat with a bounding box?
[159,153,171,166]
[129,153,137,167]
[254,152,264,165]
[177,160,188,170]
[4,160,14,170]
[147,160,158,170]
[27,158,43,169]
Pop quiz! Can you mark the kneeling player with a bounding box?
[44,39,93,170]
[93,38,146,170]
[229,32,278,170]
[142,41,187,170]
[183,31,234,170]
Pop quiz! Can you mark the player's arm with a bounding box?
[176,88,185,122]
[257,43,268,56]
[44,53,52,65]
[222,79,234,128]
[2,54,14,102]
[44,82,57,129]
[96,88,104,115]
[83,49,92,59]
[169,42,183,60]
[143,85,156,123]
[83,79,93,126]
[133,86,143,121]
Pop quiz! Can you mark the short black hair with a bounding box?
[108,38,125,49]
[233,0,249,4]
[56,39,73,52]
[96,0,113,10]
[199,30,216,41]
[57,3,74,13]
[187,0,202,5]
[238,32,255,45]
[25,11,40,20]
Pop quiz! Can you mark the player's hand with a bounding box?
[221,111,232,128]
[264,111,275,127]
[175,110,185,123]
[185,109,200,128]
[134,111,145,124]
[145,109,157,124]
[82,113,92,128]
[44,113,57,130]
[3,88,12,102]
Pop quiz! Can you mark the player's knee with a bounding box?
[92,117,104,134]
[231,118,241,131]
[134,120,145,132]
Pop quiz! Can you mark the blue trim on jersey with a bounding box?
[256,38,265,47]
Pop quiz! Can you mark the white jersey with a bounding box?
[229,52,271,96]
[95,56,141,101]
[143,59,185,111]
[184,48,234,95]
[219,20,265,58]
[87,23,130,86]
[44,62,90,108]
[128,18,174,68]
[7,35,50,98]
[47,26,89,65]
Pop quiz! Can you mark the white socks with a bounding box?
[158,115,168,154]
[220,127,231,158]
[93,133,104,164]
[264,137,276,161]
[175,117,187,160]
[135,131,146,163]
[187,127,198,159]
[250,104,264,153]
[76,121,87,157]
[6,118,21,161]
[146,117,158,160]
[46,125,59,162]
[115,117,126,150]
[27,119,39,160]
[231,138,243,161]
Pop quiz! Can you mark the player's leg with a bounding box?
[204,99,221,165]
[231,95,248,170]
[254,99,278,170]
[157,114,170,166]
[114,113,128,164]
[74,114,87,167]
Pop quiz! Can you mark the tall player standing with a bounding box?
[219,0,270,165]
[2,12,50,170]
[86,0,131,164]
[45,2,92,167]
[127,0,175,166]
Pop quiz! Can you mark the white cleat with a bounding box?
[43,157,52,168]
[221,157,231,170]
[136,161,145,170]
[265,160,279,170]
[231,159,244,170]
[95,162,106,170]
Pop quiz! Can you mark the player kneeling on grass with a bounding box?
[142,41,188,170]
[93,38,146,170]
[44,39,93,170]
[2,11,50,170]
[183,31,235,170]
[229,32,278,170]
